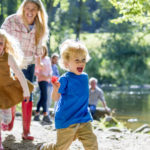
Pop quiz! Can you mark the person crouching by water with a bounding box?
[89,77,110,118]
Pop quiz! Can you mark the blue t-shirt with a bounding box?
[55,72,93,129]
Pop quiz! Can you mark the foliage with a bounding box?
[16,103,21,112]
[50,31,150,85]
[80,32,150,85]
[1,0,150,85]
[6,0,18,15]
[0,0,22,25]
[100,33,150,85]
[81,33,105,80]
[109,0,150,33]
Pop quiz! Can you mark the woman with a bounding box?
[1,0,49,140]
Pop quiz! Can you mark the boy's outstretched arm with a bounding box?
[52,81,61,101]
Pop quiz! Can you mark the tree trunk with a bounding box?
[7,0,17,15]
[45,0,54,55]
[76,0,83,40]
[0,0,4,26]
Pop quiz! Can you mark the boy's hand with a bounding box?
[51,76,60,90]
[51,76,58,83]
[51,78,61,101]
[52,80,60,89]
[24,96,30,103]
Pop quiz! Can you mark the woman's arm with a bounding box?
[8,54,30,99]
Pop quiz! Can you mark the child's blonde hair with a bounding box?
[42,45,48,57]
[0,29,24,67]
[59,39,90,70]
[17,0,49,45]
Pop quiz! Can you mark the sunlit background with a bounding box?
[1,0,150,129]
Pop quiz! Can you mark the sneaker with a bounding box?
[34,115,40,121]
[37,144,44,150]
[42,115,52,124]
[37,144,42,150]
[0,143,4,150]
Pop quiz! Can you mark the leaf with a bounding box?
[53,0,61,7]
[60,0,69,11]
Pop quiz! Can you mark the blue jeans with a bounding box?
[47,83,53,114]
[22,64,35,101]
[36,81,48,113]
[89,105,96,116]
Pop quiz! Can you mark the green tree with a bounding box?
[0,0,22,25]
[100,33,150,84]
[7,0,18,15]
[42,0,70,53]
[109,0,150,32]
[65,0,91,40]
[0,0,4,24]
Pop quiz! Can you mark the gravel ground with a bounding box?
[2,116,150,150]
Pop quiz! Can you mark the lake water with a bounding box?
[102,86,150,130]
[33,84,150,130]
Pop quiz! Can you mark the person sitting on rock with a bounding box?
[89,77,110,118]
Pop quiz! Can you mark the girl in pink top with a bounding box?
[34,45,52,124]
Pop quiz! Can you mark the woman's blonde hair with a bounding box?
[17,0,49,45]
[0,29,24,68]
[59,39,90,70]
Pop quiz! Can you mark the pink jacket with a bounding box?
[1,14,43,64]
[35,56,52,83]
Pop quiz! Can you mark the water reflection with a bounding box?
[103,87,150,130]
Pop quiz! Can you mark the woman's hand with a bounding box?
[24,96,30,103]
[39,62,44,68]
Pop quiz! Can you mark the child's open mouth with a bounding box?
[77,67,83,72]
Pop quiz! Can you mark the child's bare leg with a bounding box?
[0,108,11,150]
[38,124,79,150]
[1,108,12,125]
[1,108,13,131]
[0,112,4,150]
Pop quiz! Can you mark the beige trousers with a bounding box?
[40,122,98,150]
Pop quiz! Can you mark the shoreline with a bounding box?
[2,116,150,150]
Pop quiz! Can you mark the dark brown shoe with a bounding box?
[37,144,43,150]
